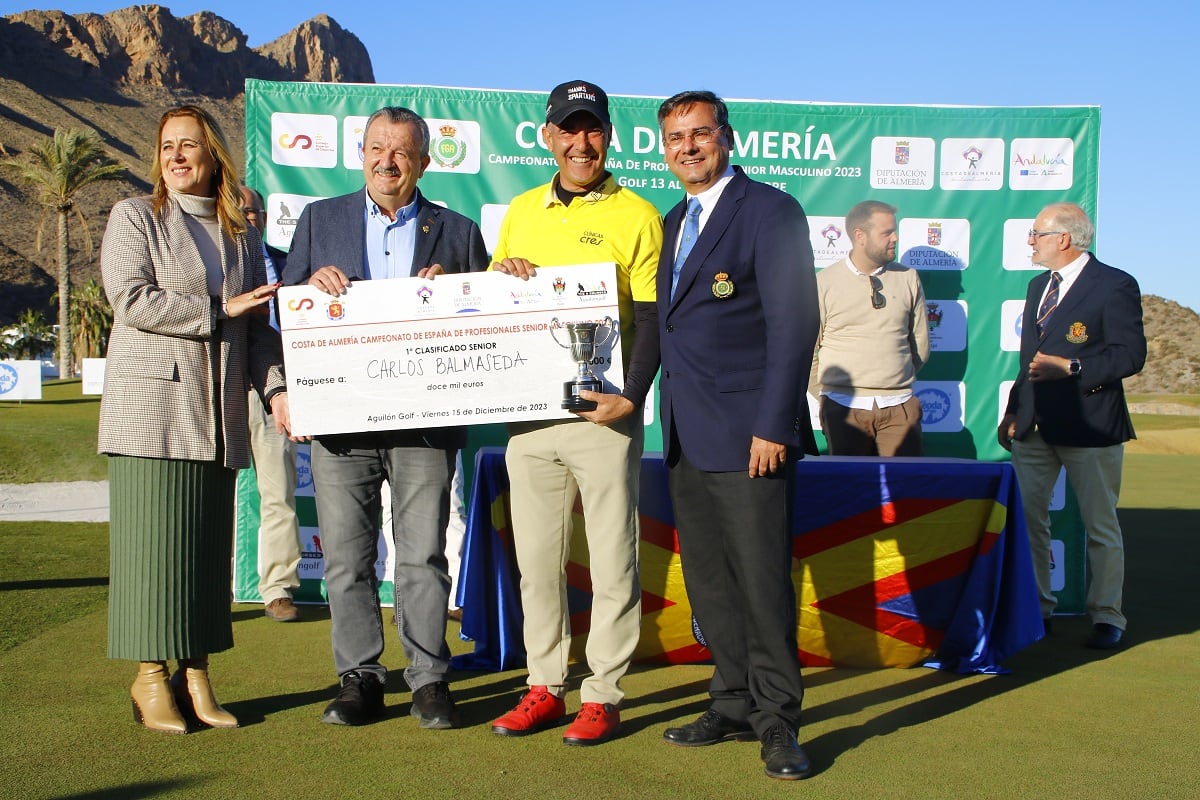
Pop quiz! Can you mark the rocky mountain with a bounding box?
[0,5,372,323]
[1125,296,1200,395]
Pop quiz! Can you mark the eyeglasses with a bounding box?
[664,126,724,150]
[869,275,885,309]
[241,208,265,217]
[1027,229,1064,239]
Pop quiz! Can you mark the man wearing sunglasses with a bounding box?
[812,200,930,456]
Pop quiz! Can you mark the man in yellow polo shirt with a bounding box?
[489,79,663,747]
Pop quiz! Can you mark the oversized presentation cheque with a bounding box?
[279,262,624,436]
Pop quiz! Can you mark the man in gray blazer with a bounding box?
[283,106,488,728]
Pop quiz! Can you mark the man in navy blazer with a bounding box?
[283,107,488,728]
[655,90,819,781]
[999,202,1145,651]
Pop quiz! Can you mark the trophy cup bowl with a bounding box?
[550,316,615,411]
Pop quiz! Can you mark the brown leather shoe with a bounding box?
[130,661,187,734]
[265,597,300,622]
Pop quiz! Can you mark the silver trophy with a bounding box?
[550,316,615,411]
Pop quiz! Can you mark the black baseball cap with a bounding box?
[546,80,610,126]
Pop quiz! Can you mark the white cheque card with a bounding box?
[279,262,623,436]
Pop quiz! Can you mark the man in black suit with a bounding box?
[655,90,819,781]
[284,107,488,727]
[999,202,1145,650]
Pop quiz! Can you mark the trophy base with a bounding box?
[562,379,601,412]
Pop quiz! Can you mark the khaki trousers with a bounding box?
[248,390,301,603]
[505,416,643,706]
[819,395,924,457]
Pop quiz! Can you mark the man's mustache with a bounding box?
[373,167,402,177]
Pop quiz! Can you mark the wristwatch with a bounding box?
[1069,358,1081,377]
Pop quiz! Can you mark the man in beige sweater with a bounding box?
[813,201,930,456]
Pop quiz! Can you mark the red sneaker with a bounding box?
[562,702,619,746]
[491,686,566,736]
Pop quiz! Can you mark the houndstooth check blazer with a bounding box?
[97,195,286,469]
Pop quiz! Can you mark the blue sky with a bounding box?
[35,0,1197,312]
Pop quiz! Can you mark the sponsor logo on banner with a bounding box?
[575,281,609,300]
[870,136,935,189]
[1050,537,1065,591]
[326,297,347,321]
[454,281,482,313]
[1000,299,1025,351]
[265,194,318,249]
[927,222,943,247]
[271,113,337,168]
[1002,219,1040,269]
[0,363,19,394]
[425,119,482,174]
[295,446,313,495]
[914,381,965,432]
[297,527,325,579]
[939,138,1004,190]
[898,218,970,270]
[300,529,324,559]
[415,285,435,315]
[508,287,545,306]
[342,115,369,169]
[284,296,315,328]
[926,300,967,352]
[808,215,851,269]
[1009,138,1074,190]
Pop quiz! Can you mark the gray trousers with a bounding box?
[1012,430,1126,629]
[311,438,455,691]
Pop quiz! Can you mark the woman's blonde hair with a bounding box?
[150,105,246,236]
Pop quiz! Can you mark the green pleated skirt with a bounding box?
[107,455,236,661]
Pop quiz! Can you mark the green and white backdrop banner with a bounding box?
[235,79,1097,612]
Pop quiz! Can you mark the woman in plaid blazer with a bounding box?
[99,105,291,734]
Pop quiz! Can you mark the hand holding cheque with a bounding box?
[279,262,623,437]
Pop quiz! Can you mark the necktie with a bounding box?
[670,198,702,300]
[1035,271,1062,337]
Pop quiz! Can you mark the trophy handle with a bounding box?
[548,317,570,349]
[594,316,616,348]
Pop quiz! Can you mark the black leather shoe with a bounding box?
[760,724,812,780]
[322,670,385,725]
[663,708,756,747]
[1085,623,1123,650]
[410,680,458,729]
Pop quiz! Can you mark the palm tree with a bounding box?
[2,308,56,361]
[2,128,124,378]
[69,279,113,367]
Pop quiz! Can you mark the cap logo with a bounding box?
[567,85,596,102]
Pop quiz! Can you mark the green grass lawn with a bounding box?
[0,379,107,483]
[1127,393,1200,409]
[2,388,1198,798]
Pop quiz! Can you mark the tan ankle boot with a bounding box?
[130,661,188,734]
[172,657,238,729]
